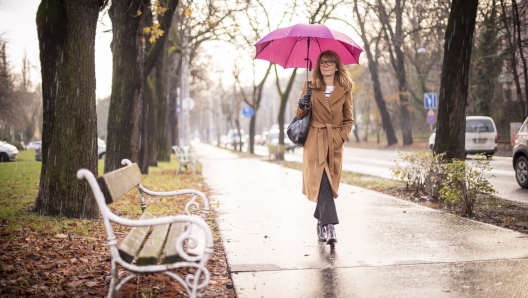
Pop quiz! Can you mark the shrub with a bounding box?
[390,151,446,200]
[440,155,496,216]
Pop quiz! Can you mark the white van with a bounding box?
[429,116,498,157]
[465,116,498,156]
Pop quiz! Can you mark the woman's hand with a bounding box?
[298,93,311,110]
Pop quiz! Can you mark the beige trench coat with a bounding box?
[295,81,354,202]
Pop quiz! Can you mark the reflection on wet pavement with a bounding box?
[195,143,528,297]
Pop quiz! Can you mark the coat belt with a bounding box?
[310,119,342,175]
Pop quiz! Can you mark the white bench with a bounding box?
[172,145,196,174]
[77,159,212,298]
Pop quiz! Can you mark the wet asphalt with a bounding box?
[194,143,528,298]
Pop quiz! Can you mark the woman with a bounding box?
[295,50,354,246]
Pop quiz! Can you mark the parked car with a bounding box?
[26,141,41,149]
[97,138,106,159]
[33,141,43,161]
[428,116,498,158]
[226,129,246,148]
[269,125,296,153]
[35,139,106,161]
[0,141,19,162]
[513,117,528,188]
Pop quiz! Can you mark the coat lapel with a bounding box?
[328,84,345,107]
[312,89,331,113]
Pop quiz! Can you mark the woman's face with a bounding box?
[319,56,337,77]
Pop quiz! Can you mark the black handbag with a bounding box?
[287,108,311,147]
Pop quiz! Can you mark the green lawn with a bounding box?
[0,149,203,234]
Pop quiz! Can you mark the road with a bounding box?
[251,144,528,204]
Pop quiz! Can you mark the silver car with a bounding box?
[0,141,19,162]
[513,117,528,188]
[35,139,106,161]
[34,141,43,161]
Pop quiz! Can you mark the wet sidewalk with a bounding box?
[194,143,528,298]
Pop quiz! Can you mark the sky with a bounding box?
[0,0,114,99]
[0,0,364,100]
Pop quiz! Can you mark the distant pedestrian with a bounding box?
[295,50,355,246]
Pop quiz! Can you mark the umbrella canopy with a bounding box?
[254,23,364,70]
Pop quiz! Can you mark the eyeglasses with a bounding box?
[319,60,335,66]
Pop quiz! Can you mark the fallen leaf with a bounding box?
[67,280,84,288]
[55,234,68,239]
[85,281,98,288]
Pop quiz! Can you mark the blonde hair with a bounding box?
[309,50,354,91]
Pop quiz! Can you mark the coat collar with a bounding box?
[312,83,346,113]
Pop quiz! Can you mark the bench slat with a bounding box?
[162,222,186,264]
[118,211,155,263]
[97,163,142,204]
[136,223,170,265]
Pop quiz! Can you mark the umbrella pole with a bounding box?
[306,37,310,83]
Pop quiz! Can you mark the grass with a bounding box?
[0,150,109,236]
[0,149,233,297]
[267,158,403,189]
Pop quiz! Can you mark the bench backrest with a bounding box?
[97,163,143,204]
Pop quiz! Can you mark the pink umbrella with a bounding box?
[254,23,364,74]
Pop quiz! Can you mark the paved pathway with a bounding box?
[195,143,528,298]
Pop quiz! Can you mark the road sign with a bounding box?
[424,93,437,109]
[427,109,435,117]
[241,106,254,118]
[427,115,436,125]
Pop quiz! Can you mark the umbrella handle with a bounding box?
[304,58,312,71]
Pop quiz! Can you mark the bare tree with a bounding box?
[229,0,275,154]
[34,0,104,218]
[352,0,398,145]
[376,0,413,145]
[499,0,528,120]
[105,0,144,173]
[434,0,479,160]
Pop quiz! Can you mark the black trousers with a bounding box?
[313,171,339,226]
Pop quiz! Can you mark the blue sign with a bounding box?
[176,104,181,116]
[427,116,436,125]
[241,106,255,118]
[424,93,438,109]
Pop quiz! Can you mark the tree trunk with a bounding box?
[394,0,412,146]
[434,0,478,160]
[472,1,500,117]
[276,68,297,161]
[168,51,181,149]
[249,114,256,154]
[353,1,398,146]
[105,0,143,173]
[512,0,528,119]
[34,0,103,219]
[155,45,170,161]
[377,0,412,145]
[139,76,157,174]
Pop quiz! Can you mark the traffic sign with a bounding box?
[424,93,437,109]
[241,106,254,118]
[427,109,435,117]
[427,115,436,125]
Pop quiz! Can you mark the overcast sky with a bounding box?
[0,0,114,99]
[0,0,363,100]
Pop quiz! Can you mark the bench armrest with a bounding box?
[139,186,210,218]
